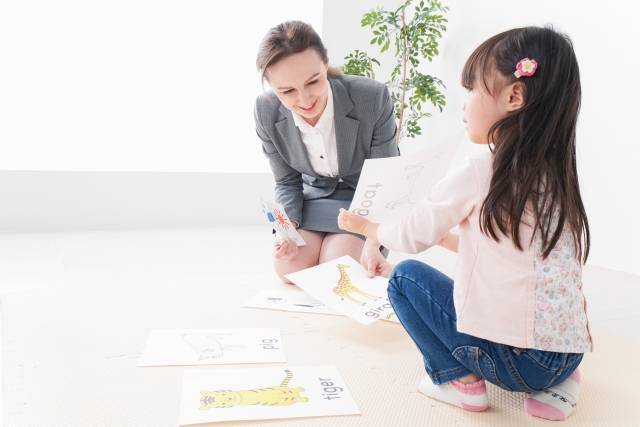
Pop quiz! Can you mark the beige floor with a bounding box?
[1,225,638,343]
[1,225,639,426]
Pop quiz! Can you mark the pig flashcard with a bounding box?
[179,365,360,425]
[284,255,394,325]
[261,198,307,246]
[137,328,285,367]
[243,288,341,316]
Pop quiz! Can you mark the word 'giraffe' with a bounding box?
[334,264,380,306]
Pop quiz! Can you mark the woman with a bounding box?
[255,21,398,283]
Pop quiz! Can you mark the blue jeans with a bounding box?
[388,260,583,392]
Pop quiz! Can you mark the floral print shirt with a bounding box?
[533,207,592,353]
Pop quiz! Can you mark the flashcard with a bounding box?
[348,130,464,223]
[137,329,285,367]
[382,311,401,324]
[179,366,360,425]
[285,255,394,325]
[243,288,341,316]
[261,198,307,246]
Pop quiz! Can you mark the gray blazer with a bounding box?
[254,74,399,224]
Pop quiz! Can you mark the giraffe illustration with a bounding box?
[334,264,380,306]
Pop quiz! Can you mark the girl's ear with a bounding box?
[505,82,526,112]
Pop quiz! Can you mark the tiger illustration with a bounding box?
[199,370,308,410]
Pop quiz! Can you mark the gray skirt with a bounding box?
[301,182,355,235]
[300,182,389,257]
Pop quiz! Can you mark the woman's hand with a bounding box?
[360,239,395,278]
[273,237,299,260]
[338,209,379,239]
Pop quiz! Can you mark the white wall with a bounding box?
[323,0,640,275]
[0,1,318,232]
[0,171,275,231]
[2,0,638,275]
[0,0,322,173]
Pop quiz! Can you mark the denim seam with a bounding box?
[472,348,484,380]
[387,285,469,384]
[386,291,435,376]
[477,348,510,391]
[453,347,510,391]
[501,345,533,392]
[435,365,469,376]
[432,366,469,382]
[477,351,493,383]
[565,354,583,371]
[542,353,568,390]
[391,274,458,325]
[520,349,559,370]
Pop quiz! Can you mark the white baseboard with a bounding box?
[0,171,275,232]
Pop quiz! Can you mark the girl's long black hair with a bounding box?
[462,26,590,262]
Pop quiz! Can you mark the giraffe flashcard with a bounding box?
[137,328,286,367]
[243,288,342,316]
[261,198,307,246]
[383,311,401,324]
[348,130,464,223]
[284,255,394,325]
[178,366,360,425]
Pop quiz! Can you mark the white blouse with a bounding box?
[291,81,340,178]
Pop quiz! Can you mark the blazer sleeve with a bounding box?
[254,102,304,225]
[370,86,400,159]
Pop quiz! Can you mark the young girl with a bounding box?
[338,26,591,421]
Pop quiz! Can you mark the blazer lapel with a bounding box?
[331,77,360,177]
[275,104,318,177]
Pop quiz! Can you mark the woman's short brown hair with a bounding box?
[256,21,340,82]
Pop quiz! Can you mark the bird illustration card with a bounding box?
[261,198,307,246]
[179,365,360,425]
[243,288,342,316]
[284,255,393,325]
[348,130,464,223]
[137,328,285,367]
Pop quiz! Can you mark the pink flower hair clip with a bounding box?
[514,58,537,78]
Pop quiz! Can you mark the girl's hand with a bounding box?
[273,238,298,260]
[360,239,395,278]
[337,209,371,235]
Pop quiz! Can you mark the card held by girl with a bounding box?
[349,130,464,223]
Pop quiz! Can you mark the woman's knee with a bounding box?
[272,258,316,284]
[318,233,364,263]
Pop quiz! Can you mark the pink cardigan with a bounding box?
[377,152,592,350]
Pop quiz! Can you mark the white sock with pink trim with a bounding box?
[525,369,581,421]
[417,376,489,412]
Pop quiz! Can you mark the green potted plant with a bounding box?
[341,0,449,145]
